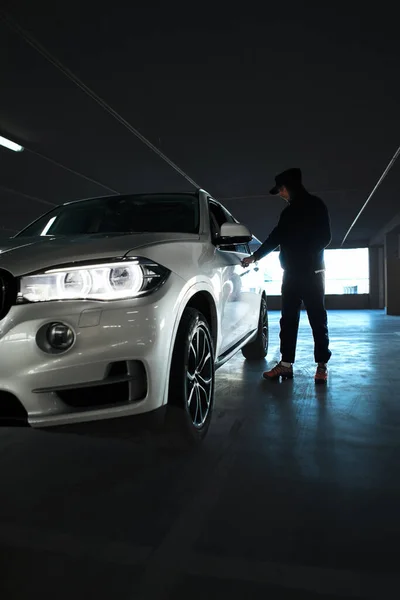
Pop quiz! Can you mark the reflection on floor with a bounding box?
[0,310,399,599]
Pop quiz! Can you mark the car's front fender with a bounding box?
[160,280,221,406]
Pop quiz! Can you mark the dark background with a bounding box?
[1,2,399,245]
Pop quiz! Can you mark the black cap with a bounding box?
[269,168,302,195]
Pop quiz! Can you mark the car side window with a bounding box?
[208,200,250,254]
[209,201,227,243]
[209,211,220,242]
[208,200,243,252]
[221,207,236,224]
[209,201,228,227]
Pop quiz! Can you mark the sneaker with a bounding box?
[315,365,328,384]
[263,362,293,381]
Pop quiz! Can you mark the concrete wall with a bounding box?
[369,246,385,309]
[385,228,400,316]
[267,294,371,311]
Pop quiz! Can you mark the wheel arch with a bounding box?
[185,291,218,351]
[161,284,219,406]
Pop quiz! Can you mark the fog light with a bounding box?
[46,322,74,351]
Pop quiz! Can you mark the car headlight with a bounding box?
[17,258,170,303]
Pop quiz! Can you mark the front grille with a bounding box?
[0,391,28,425]
[0,269,17,320]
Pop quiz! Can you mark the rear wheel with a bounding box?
[167,308,215,445]
[241,296,268,360]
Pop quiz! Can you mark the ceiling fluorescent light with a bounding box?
[0,135,24,152]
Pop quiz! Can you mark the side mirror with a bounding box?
[216,223,252,246]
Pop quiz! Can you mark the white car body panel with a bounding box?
[0,190,265,428]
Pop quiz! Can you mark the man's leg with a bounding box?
[279,272,302,364]
[263,272,302,380]
[303,272,331,365]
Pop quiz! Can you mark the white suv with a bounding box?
[0,190,268,442]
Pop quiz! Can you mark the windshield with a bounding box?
[16,193,200,238]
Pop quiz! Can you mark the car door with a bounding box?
[246,236,267,322]
[233,240,263,333]
[224,233,263,342]
[208,200,259,353]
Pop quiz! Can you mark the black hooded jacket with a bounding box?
[253,186,331,273]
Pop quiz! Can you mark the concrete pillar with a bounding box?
[369,246,385,309]
[385,227,400,315]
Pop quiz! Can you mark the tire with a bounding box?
[241,296,269,360]
[166,308,215,445]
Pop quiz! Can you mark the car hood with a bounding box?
[0,232,199,276]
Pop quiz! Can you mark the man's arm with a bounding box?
[241,215,284,267]
[252,225,281,261]
[307,201,331,250]
[319,203,332,248]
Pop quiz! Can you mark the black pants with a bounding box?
[280,270,331,364]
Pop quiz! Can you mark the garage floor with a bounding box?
[1,310,400,599]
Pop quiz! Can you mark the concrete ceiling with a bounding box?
[0,3,399,246]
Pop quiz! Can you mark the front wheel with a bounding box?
[241,296,269,360]
[167,308,215,445]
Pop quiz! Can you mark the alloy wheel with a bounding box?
[186,324,213,428]
[261,302,268,350]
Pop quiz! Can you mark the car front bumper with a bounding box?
[0,273,183,427]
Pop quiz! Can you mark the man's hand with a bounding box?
[241,255,256,268]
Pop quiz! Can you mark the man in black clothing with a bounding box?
[242,168,332,383]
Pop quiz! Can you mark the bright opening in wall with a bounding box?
[255,248,369,296]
